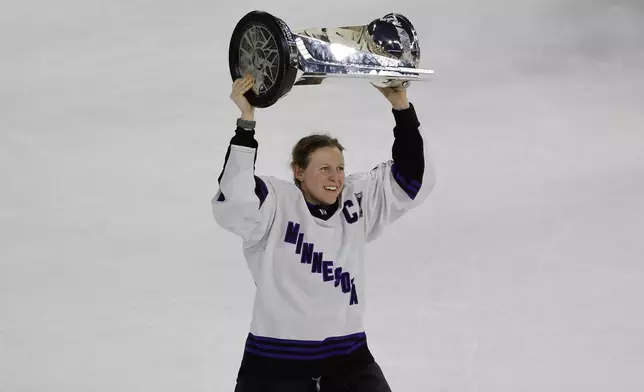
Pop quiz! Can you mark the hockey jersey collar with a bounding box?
[305,199,340,221]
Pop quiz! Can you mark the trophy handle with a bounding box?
[228,11,299,108]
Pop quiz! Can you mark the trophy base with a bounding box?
[228,11,299,108]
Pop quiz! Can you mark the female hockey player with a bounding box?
[212,73,436,392]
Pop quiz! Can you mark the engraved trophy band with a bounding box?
[228,10,434,108]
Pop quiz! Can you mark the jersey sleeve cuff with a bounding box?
[230,126,258,149]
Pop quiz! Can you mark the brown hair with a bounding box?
[290,134,344,187]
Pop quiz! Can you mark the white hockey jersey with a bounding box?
[211,103,435,376]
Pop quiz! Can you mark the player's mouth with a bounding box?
[323,185,338,192]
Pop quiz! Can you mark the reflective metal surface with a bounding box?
[289,13,433,87]
[367,13,420,68]
[228,11,433,107]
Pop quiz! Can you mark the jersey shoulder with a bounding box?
[344,160,394,188]
[256,174,302,199]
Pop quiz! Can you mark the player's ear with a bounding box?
[293,165,304,181]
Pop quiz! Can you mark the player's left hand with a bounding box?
[373,82,410,110]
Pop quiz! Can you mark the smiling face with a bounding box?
[294,146,345,205]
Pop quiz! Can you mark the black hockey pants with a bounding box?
[233,362,393,392]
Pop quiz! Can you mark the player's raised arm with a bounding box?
[211,75,276,245]
[353,84,436,242]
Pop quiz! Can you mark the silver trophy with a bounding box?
[228,10,434,108]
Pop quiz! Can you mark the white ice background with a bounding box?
[1,0,644,391]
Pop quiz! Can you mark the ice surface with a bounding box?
[1,0,644,391]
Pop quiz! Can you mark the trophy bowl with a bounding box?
[228,10,434,108]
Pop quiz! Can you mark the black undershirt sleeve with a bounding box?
[389,102,425,199]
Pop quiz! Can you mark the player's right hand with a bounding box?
[230,74,255,117]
